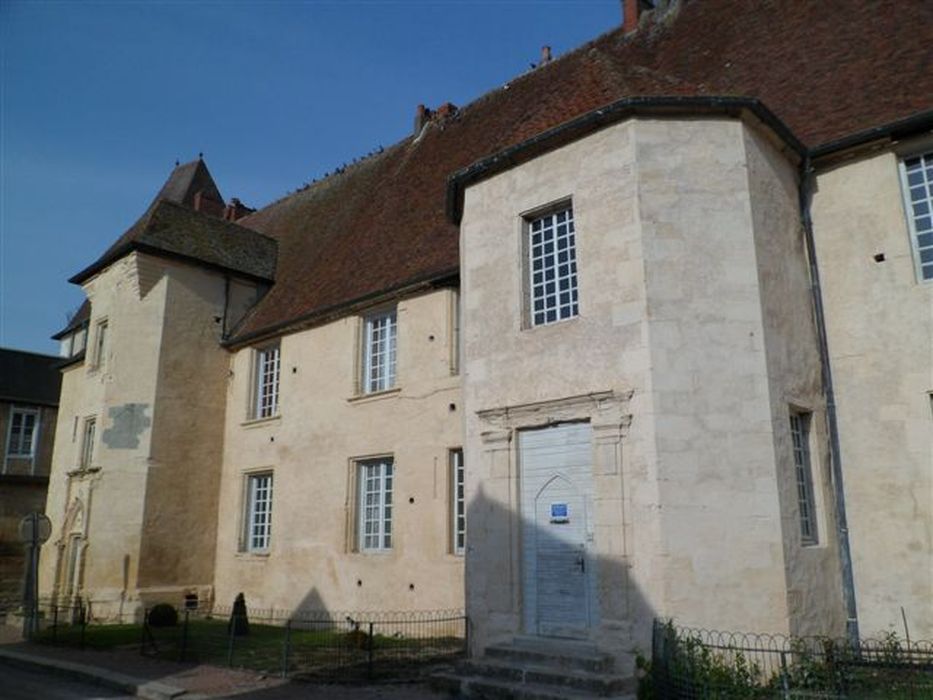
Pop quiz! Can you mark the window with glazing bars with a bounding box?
[6,408,38,457]
[94,320,108,368]
[901,152,933,281]
[451,449,465,555]
[358,458,393,551]
[790,412,818,545]
[245,473,273,552]
[253,344,280,418]
[528,206,579,326]
[362,310,397,393]
[80,417,96,468]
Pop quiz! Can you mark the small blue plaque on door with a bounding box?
[550,502,569,523]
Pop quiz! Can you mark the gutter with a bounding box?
[446,95,806,223]
[445,98,933,646]
[69,242,275,287]
[798,154,860,648]
[810,110,933,160]
[223,268,460,349]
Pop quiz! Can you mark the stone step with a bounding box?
[458,658,635,696]
[484,643,615,674]
[432,672,637,700]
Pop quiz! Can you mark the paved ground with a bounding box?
[4,662,134,699]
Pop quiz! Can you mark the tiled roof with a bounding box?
[0,348,62,406]
[69,159,276,284]
[52,299,91,340]
[116,199,277,282]
[227,0,932,344]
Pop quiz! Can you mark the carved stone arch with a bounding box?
[63,498,86,537]
[535,472,577,501]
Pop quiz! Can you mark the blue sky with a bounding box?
[1,1,619,354]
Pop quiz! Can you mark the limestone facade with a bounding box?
[213,287,464,613]
[811,141,933,639]
[39,252,262,619]
[459,117,854,667]
[35,7,931,662]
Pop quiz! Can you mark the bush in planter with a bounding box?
[147,603,178,628]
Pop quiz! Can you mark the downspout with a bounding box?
[798,153,860,647]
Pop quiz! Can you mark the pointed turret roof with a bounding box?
[69,159,276,286]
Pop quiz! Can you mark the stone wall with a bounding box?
[212,287,465,614]
[811,145,933,639]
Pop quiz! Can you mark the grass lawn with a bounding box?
[35,617,465,678]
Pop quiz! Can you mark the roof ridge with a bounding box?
[240,22,655,220]
[238,139,406,220]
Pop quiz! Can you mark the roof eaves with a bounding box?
[224,268,459,350]
[68,237,276,287]
[446,96,806,223]
[68,242,136,285]
[56,351,86,370]
[810,109,933,161]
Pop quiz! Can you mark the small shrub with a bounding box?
[147,603,178,627]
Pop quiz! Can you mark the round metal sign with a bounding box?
[18,513,52,544]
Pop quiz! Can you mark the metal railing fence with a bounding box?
[31,597,466,682]
[650,619,933,699]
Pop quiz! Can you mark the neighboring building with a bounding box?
[0,349,61,616]
[40,0,931,682]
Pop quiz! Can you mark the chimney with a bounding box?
[435,102,458,119]
[223,197,254,222]
[623,0,640,33]
[540,45,552,64]
[193,190,226,218]
[414,104,432,135]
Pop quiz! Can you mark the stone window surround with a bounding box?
[451,447,465,555]
[894,135,933,284]
[250,342,281,421]
[360,306,398,395]
[358,457,394,553]
[4,405,40,468]
[91,318,109,371]
[241,469,274,554]
[475,390,634,621]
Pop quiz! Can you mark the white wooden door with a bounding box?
[519,422,595,638]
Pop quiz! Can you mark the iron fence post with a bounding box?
[780,650,791,700]
[367,622,374,681]
[51,604,58,644]
[464,615,469,658]
[79,602,86,649]
[227,616,236,667]
[140,608,147,656]
[180,610,189,662]
[282,620,291,678]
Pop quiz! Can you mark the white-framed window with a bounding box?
[244,472,273,552]
[361,309,397,394]
[900,151,933,281]
[60,327,87,358]
[357,457,393,552]
[80,417,96,468]
[451,449,465,555]
[527,205,579,327]
[790,412,818,545]
[93,320,108,368]
[6,407,39,458]
[252,343,280,419]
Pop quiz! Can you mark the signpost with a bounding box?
[19,512,52,639]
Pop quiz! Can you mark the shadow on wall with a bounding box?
[465,485,660,669]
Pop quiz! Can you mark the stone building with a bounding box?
[0,348,60,615]
[40,0,931,678]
